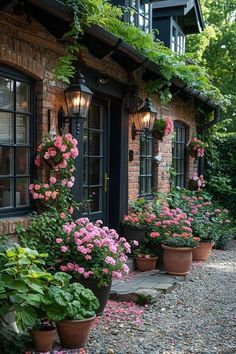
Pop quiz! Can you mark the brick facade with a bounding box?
[0,11,198,237]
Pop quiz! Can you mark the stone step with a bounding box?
[110,270,186,304]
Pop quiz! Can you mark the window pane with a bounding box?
[147,159,152,174]
[83,158,88,185]
[139,15,144,29]
[16,178,29,206]
[15,147,30,175]
[89,158,102,185]
[16,114,30,144]
[83,129,88,155]
[0,179,13,208]
[0,147,13,175]
[89,105,102,129]
[0,77,14,110]
[140,177,144,195]
[89,186,102,213]
[0,112,14,144]
[16,81,30,112]
[147,177,152,194]
[89,131,102,156]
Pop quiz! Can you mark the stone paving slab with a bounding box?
[110,270,186,304]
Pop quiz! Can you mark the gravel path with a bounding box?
[86,241,236,354]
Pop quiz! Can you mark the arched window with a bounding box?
[172,121,188,188]
[0,65,34,216]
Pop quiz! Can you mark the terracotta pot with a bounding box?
[122,225,147,245]
[56,316,96,348]
[162,244,193,276]
[192,241,213,261]
[78,277,111,316]
[32,328,56,352]
[152,243,164,270]
[136,256,158,272]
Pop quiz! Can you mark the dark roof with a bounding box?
[152,0,205,33]
[0,0,217,110]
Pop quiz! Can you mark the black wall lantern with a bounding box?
[58,70,93,135]
[131,97,158,140]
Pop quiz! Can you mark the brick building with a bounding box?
[0,0,219,239]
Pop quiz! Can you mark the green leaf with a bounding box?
[17,306,37,329]
[25,293,42,307]
[25,281,44,294]
[6,280,28,293]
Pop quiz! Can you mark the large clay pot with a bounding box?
[192,241,213,261]
[32,328,56,352]
[56,316,96,348]
[78,277,111,316]
[122,225,147,245]
[162,244,193,276]
[136,256,158,272]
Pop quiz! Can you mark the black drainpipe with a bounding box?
[198,106,221,176]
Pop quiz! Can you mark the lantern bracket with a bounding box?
[58,106,84,135]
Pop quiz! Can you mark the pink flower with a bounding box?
[49,176,57,185]
[105,256,116,265]
[61,246,68,253]
[67,181,74,188]
[102,268,109,274]
[34,184,41,191]
[69,207,74,214]
[150,232,160,238]
[51,191,57,199]
[56,238,63,244]
[60,212,66,219]
[35,156,41,167]
[133,240,139,246]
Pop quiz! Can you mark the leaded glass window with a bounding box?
[139,133,153,196]
[0,66,34,215]
[172,121,187,188]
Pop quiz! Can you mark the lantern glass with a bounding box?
[66,91,92,119]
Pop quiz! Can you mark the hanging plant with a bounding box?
[152,116,174,140]
[187,137,208,158]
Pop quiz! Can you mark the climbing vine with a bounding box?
[55,0,226,106]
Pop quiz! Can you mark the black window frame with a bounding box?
[0,65,35,218]
[171,19,185,54]
[172,121,188,188]
[125,0,152,33]
[139,132,153,198]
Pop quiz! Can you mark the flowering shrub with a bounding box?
[168,192,233,244]
[54,218,131,287]
[188,174,206,191]
[188,137,207,158]
[152,116,174,140]
[35,133,78,178]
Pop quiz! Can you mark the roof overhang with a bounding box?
[0,0,217,111]
[152,0,205,33]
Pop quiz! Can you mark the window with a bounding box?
[0,66,34,216]
[171,22,185,54]
[128,0,151,33]
[172,121,188,188]
[139,133,153,196]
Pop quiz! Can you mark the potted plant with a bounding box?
[187,137,207,159]
[162,235,199,276]
[41,272,99,348]
[188,174,206,191]
[54,218,130,315]
[152,116,173,140]
[133,244,158,271]
[31,319,56,352]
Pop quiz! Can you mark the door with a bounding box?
[82,98,109,223]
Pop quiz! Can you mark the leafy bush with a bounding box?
[0,245,52,333]
[163,236,199,248]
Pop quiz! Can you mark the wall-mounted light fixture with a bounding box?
[131,97,157,140]
[58,70,93,135]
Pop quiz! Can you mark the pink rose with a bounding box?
[61,246,68,253]
[49,176,57,185]
[56,238,63,244]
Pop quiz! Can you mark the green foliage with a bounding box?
[0,245,52,334]
[1,333,32,354]
[16,211,71,269]
[186,0,236,131]
[55,0,225,105]
[41,274,99,321]
[204,134,236,217]
[163,236,198,248]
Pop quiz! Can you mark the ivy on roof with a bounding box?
[55,0,225,107]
